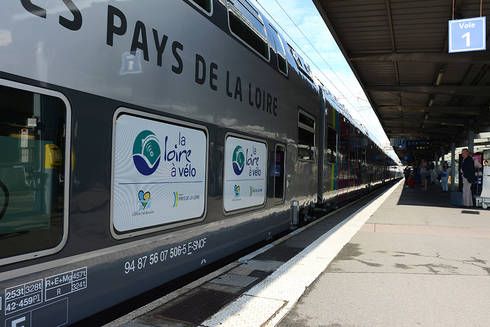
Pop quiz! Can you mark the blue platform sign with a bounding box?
[448,17,486,53]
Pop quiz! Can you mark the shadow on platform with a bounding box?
[396,183,460,209]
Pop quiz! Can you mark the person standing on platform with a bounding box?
[430,161,438,184]
[440,162,449,192]
[461,149,476,207]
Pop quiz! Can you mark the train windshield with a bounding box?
[0,84,67,261]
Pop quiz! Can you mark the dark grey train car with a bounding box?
[0,1,399,325]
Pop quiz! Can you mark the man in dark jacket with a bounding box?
[461,149,475,207]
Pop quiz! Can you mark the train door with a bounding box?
[325,113,338,200]
[295,109,317,206]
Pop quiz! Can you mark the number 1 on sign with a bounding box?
[462,32,471,47]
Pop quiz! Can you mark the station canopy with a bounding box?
[314,0,490,162]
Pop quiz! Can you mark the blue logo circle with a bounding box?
[232,146,245,175]
[133,130,161,176]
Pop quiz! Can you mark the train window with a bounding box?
[112,110,208,238]
[227,0,270,60]
[327,127,337,164]
[289,46,313,81]
[223,135,267,213]
[273,145,285,201]
[187,0,213,15]
[298,111,315,161]
[268,25,288,76]
[0,81,69,264]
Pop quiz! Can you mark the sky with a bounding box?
[253,0,400,163]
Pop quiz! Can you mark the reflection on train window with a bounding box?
[327,127,337,163]
[268,25,288,76]
[289,46,313,81]
[188,0,212,14]
[274,145,285,201]
[227,0,270,60]
[0,84,66,261]
[298,110,315,161]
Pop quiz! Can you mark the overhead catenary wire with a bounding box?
[256,0,388,146]
[270,0,364,105]
[254,1,355,104]
[255,0,384,145]
[254,0,400,160]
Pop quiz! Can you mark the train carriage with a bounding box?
[0,1,399,325]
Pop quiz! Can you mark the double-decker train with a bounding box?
[0,1,400,325]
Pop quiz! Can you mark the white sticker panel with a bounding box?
[113,115,207,232]
[224,136,267,212]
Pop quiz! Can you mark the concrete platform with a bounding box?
[279,183,490,327]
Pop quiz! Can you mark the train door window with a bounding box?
[327,127,337,164]
[298,110,315,161]
[187,0,213,15]
[227,0,270,60]
[0,81,70,264]
[273,145,285,201]
[268,25,288,76]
